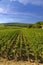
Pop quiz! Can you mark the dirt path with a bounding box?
[0,60,43,65]
[0,58,43,65]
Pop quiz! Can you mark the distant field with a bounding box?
[0,26,43,65]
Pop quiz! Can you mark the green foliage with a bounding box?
[0,27,43,64]
[0,21,43,29]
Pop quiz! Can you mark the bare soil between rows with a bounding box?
[0,58,43,65]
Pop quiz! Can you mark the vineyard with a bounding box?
[0,28,43,65]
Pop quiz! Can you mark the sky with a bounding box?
[0,0,43,23]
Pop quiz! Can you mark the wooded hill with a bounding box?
[0,21,43,28]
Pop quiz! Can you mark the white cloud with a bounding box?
[0,7,7,13]
[18,0,29,5]
[10,0,43,5]
[0,4,10,14]
[10,0,16,2]
[0,8,4,13]
[29,0,43,6]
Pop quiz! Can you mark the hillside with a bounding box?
[0,21,43,28]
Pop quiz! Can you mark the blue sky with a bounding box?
[0,0,43,23]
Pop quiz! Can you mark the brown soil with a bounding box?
[0,59,43,65]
